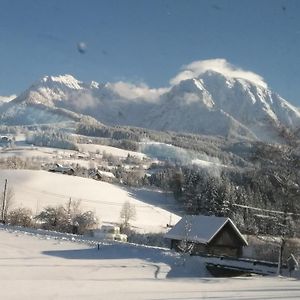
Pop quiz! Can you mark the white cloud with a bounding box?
[107,81,169,101]
[170,58,267,88]
[68,90,97,110]
[0,94,17,102]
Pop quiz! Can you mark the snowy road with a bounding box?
[0,229,300,300]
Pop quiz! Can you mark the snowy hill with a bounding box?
[0,169,180,233]
[3,60,300,141]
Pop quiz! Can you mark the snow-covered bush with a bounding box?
[126,231,168,247]
[35,200,98,234]
[74,211,98,234]
[7,207,33,227]
[35,206,68,231]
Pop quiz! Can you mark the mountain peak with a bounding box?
[39,74,83,90]
[90,81,101,89]
[170,58,268,89]
[198,70,267,91]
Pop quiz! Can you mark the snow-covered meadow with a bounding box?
[0,169,181,233]
[1,226,300,300]
[78,143,147,159]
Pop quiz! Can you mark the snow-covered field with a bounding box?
[0,169,181,232]
[2,137,147,161]
[140,141,225,169]
[1,227,300,300]
[78,143,146,159]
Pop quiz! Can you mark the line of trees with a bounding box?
[26,130,78,150]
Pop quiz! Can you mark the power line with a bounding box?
[12,183,179,210]
[233,203,300,216]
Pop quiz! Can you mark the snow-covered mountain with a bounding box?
[14,75,91,106]
[144,71,300,141]
[0,75,92,125]
[2,69,300,142]
[1,74,154,126]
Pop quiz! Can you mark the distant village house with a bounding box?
[89,169,116,183]
[48,163,74,175]
[0,136,13,144]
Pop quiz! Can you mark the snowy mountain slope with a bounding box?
[0,94,16,104]
[0,102,80,125]
[4,66,300,141]
[143,78,257,140]
[144,71,300,141]
[196,71,300,138]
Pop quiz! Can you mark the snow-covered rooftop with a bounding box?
[165,215,247,246]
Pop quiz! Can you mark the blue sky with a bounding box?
[0,0,300,105]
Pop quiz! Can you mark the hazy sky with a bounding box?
[0,0,299,105]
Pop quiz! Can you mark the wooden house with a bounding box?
[165,215,248,258]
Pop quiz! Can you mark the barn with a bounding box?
[165,215,248,258]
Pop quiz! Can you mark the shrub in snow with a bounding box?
[73,211,98,234]
[34,200,98,235]
[7,207,33,227]
[126,231,168,247]
[35,206,68,232]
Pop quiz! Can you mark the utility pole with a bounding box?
[271,174,289,276]
[277,205,289,275]
[1,179,7,223]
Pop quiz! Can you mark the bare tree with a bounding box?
[120,201,136,229]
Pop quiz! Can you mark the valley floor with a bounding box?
[1,227,300,300]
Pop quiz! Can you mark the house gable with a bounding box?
[209,221,247,248]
